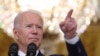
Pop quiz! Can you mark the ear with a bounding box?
[13,28,19,40]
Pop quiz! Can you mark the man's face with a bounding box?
[13,12,43,48]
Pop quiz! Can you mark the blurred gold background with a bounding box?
[0,0,100,56]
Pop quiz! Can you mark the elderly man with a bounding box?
[12,9,87,56]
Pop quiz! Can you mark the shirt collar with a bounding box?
[18,50,39,56]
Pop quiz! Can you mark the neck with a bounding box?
[18,43,27,54]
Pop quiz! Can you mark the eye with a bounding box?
[37,25,42,29]
[26,24,32,28]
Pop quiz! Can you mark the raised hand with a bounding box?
[59,9,77,39]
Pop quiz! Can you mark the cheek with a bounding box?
[38,30,43,36]
[38,32,43,41]
[17,31,29,42]
[36,34,43,47]
[21,32,29,40]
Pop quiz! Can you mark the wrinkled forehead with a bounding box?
[18,11,43,23]
[19,10,42,21]
[14,10,43,28]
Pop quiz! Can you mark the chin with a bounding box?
[29,41,40,47]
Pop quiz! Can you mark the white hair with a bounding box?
[13,9,43,29]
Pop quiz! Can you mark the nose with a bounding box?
[31,26,38,35]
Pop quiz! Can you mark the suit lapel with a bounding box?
[37,51,44,56]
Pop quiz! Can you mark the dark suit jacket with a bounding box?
[37,39,87,56]
[66,39,87,56]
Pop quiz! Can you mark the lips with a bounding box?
[29,38,38,41]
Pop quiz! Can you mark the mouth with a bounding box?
[29,38,38,42]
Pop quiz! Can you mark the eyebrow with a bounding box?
[25,23,43,26]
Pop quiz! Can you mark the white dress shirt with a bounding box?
[18,50,39,56]
[18,35,79,56]
[65,34,79,44]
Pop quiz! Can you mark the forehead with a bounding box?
[18,12,43,24]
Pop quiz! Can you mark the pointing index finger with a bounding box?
[66,9,73,19]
